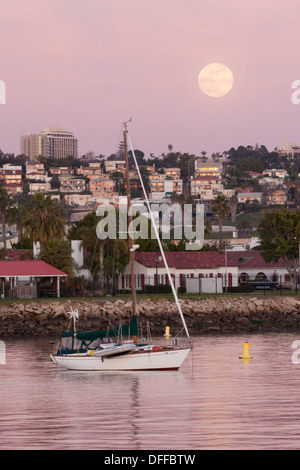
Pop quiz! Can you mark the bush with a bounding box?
[225,286,255,293]
[178,286,187,294]
[143,284,172,294]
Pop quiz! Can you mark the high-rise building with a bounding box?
[20,127,78,160]
[20,134,40,160]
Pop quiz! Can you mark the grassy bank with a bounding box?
[1,290,300,306]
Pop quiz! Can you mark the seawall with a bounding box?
[1,296,300,337]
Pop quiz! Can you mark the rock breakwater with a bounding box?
[1,296,300,337]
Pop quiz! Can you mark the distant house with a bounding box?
[258,177,284,187]
[50,167,73,175]
[26,161,45,176]
[89,178,115,194]
[58,175,86,192]
[237,192,262,204]
[263,169,288,179]
[266,189,288,205]
[29,182,51,193]
[105,160,126,173]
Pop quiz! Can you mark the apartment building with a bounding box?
[21,128,78,160]
[164,168,181,179]
[0,164,23,194]
[189,158,235,202]
[20,134,40,159]
[149,168,183,200]
[0,164,22,184]
[190,176,223,195]
[195,159,223,179]
[190,159,224,197]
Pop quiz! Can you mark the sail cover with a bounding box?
[61,315,138,341]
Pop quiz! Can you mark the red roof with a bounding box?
[226,251,287,268]
[0,260,67,277]
[135,251,236,269]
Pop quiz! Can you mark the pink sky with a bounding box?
[0,0,299,158]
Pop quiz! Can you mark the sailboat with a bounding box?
[50,122,192,371]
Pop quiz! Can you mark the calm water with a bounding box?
[1,332,300,450]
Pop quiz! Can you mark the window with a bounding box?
[240,273,250,283]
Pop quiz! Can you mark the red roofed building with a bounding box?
[0,260,67,299]
[120,251,239,292]
[226,250,290,285]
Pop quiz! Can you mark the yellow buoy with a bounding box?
[164,326,171,338]
[239,342,253,360]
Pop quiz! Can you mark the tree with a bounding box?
[40,238,74,276]
[0,184,12,250]
[258,209,300,261]
[50,175,61,190]
[230,194,238,224]
[68,211,129,288]
[22,193,65,246]
[212,195,230,250]
[237,218,253,236]
[258,208,300,288]
[201,151,208,162]
[7,204,24,243]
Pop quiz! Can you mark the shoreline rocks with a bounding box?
[1,296,300,337]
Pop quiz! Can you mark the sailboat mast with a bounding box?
[123,123,137,319]
[126,132,190,340]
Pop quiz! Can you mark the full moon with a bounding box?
[198,63,234,98]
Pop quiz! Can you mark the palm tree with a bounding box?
[212,194,230,250]
[40,238,74,276]
[22,193,65,246]
[68,211,129,290]
[7,204,24,244]
[230,194,238,224]
[0,184,12,250]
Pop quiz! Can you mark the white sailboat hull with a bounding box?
[51,347,191,371]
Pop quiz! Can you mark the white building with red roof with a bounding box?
[226,251,290,285]
[120,251,239,292]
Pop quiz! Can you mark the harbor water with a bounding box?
[1,332,300,450]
